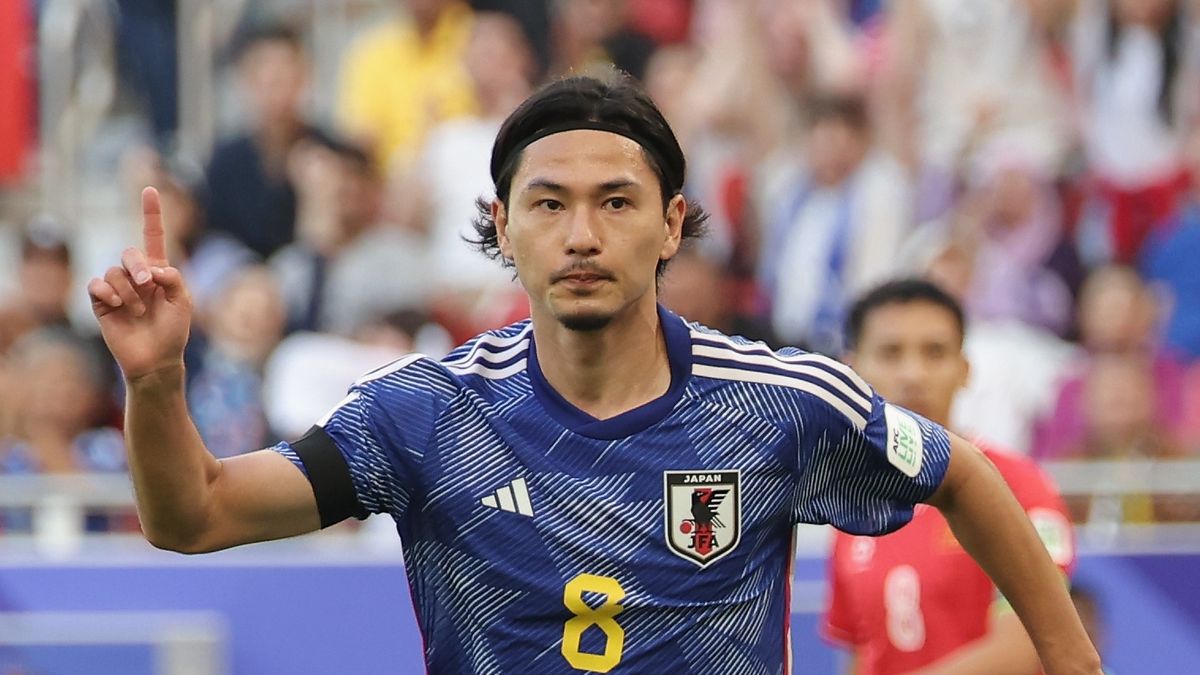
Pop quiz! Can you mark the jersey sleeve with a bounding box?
[270,355,446,528]
[792,375,952,535]
[821,533,862,648]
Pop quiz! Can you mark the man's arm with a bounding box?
[125,366,319,553]
[926,435,1100,675]
[90,187,320,554]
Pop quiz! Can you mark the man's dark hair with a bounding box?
[230,21,305,63]
[468,72,708,278]
[309,133,375,176]
[845,278,966,350]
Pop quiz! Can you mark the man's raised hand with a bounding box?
[88,187,194,381]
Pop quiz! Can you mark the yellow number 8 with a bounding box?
[561,573,625,672]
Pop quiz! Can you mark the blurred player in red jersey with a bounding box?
[824,279,1077,674]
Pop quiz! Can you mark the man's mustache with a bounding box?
[550,262,616,283]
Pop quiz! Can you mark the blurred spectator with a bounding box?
[916,207,1079,452]
[680,2,879,343]
[205,23,332,260]
[1141,128,1200,360]
[114,0,179,147]
[263,310,450,439]
[0,226,74,346]
[1072,0,1195,265]
[188,266,286,458]
[1034,266,1188,459]
[335,0,477,173]
[0,328,127,532]
[400,12,533,338]
[551,0,658,80]
[756,93,911,354]
[878,0,1073,214]
[0,226,77,453]
[1060,351,1199,522]
[949,308,1079,454]
[755,0,864,97]
[905,139,1080,336]
[271,136,430,335]
[0,329,121,476]
[470,0,553,72]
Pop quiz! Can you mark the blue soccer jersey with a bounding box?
[274,305,950,674]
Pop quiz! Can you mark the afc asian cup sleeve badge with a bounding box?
[664,470,741,567]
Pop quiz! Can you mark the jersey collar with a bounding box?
[527,304,693,440]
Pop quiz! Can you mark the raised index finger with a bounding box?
[142,186,168,266]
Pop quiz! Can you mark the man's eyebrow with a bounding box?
[520,178,641,195]
[521,178,566,194]
[599,179,637,191]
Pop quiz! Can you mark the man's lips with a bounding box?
[559,273,609,283]
[552,267,615,284]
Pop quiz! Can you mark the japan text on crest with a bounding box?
[663,470,741,567]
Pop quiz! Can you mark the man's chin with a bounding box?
[558,311,613,332]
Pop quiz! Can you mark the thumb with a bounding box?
[150,266,189,304]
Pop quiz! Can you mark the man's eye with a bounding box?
[536,199,564,211]
[605,197,629,210]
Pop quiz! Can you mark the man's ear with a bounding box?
[659,193,686,263]
[492,199,513,261]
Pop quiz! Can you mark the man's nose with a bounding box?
[564,206,602,256]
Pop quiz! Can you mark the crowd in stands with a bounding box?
[2,0,1200,531]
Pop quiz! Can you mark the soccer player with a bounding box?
[88,74,1100,674]
[824,279,1077,674]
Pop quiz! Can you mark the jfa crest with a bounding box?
[664,470,741,567]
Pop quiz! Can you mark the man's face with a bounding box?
[19,253,71,322]
[239,41,307,127]
[495,129,684,331]
[808,118,867,187]
[465,15,533,92]
[336,158,381,235]
[847,301,968,425]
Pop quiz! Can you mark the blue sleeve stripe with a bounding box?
[445,340,529,372]
[692,347,871,413]
[353,353,426,387]
[447,357,529,380]
[443,325,531,368]
[693,363,868,429]
[692,355,871,423]
[690,332,872,400]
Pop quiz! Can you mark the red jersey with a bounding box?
[822,446,1075,675]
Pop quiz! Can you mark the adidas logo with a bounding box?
[481,478,534,517]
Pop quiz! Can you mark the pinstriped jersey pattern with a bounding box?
[274,311,951,674]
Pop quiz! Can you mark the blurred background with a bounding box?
[1,0,1199,672]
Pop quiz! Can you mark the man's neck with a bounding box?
[531,300,672,420]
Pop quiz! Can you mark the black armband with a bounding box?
[291,426,368,528]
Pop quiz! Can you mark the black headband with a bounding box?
[491,120,680,193]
